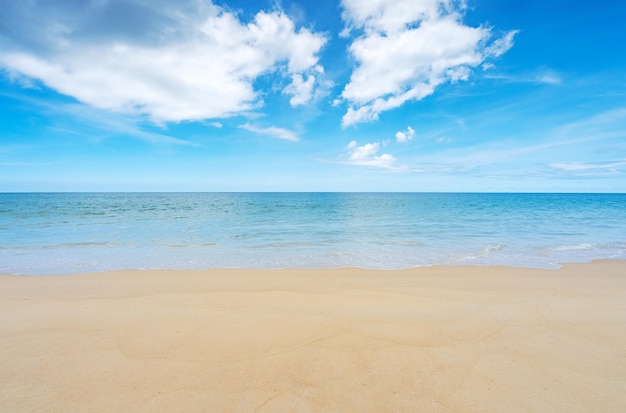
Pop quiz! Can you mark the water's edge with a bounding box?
[2,193,625,275]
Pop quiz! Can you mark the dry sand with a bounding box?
[1,261,625,412]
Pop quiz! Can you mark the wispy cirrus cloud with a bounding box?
[239,123,300,142]
[407,107,626,179]
[59,103,195,145]
[338,0,518,127]
[1,90,193,145]
[536,72,562,85]
[485,69,563,85]
[550,160,626,176]
[484,30,519,57]
[0,0,327,123]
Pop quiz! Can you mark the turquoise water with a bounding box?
[1,192,625,275]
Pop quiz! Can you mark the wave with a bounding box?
[550,243,596,252]
[168,243,219,248]
[450,244,505,263]
[0,242,128,250]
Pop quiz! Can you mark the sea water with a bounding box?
[1,192,625,275]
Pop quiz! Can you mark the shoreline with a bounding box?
[2,261,625,412]
[5,256,626,277]
[4,192,626,276]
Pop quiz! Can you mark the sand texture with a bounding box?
[1,261,626,412]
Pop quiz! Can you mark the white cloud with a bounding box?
[0,1,326,123]
[349,141,381,160]
[484,30,520,57]
[208,121,223,128]
[3,69,39,89]
[239,123,299,142]
[283,73,316,107]
[395,126,415,143]
[339,0,518,127]
[341,0,443,34]
[283,65,333,107]
[342,140,400,169]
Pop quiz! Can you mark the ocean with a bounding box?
[1,192,625,275]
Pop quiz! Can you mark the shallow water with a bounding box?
[1,192,625,274]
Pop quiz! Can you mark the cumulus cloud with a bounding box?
[0,0,327,123]
[343,140,399,169]
[339,0,518,127]
[396,126,415,143]
[239,123,299,142]
[284,73,316,107]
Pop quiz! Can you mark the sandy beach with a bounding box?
[1,261,625,412]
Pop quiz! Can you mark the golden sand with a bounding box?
[1,261,625,412]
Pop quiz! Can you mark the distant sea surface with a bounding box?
[1,192,625,275]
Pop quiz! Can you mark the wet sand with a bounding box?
[1,261,625,412]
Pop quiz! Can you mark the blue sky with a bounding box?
[1,0,625,192]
